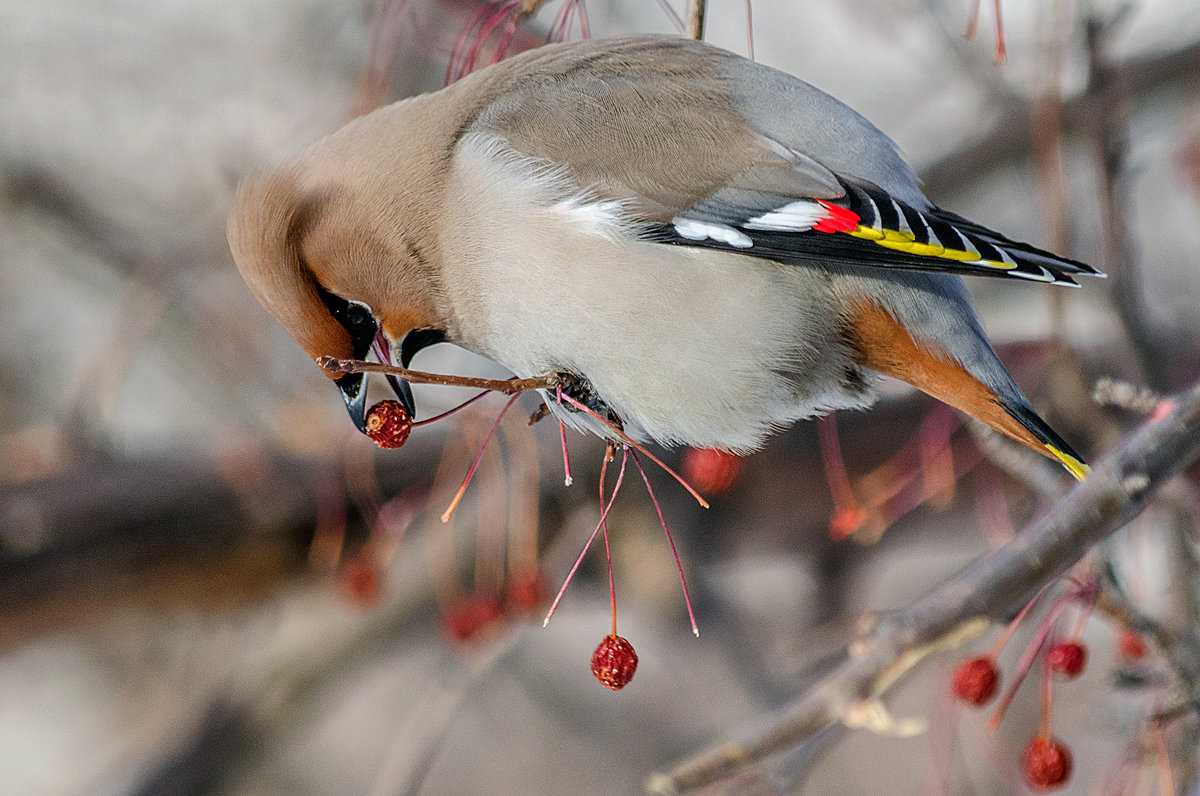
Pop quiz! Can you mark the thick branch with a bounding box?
[649,380,1200,794]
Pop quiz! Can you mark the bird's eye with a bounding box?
[315,285,378,359]
[345,302,373,332]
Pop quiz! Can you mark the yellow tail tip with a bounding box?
[1046,445,1090,481]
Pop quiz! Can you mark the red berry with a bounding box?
[681,448,744,497]
[365,400,412,449]
[828,505,868,540]
[591,634,638,690]
[503,573,545,618]
[1047,641,1087,679]
[1023,735,1073,790]
[1117,630,1148,663]
[440,593,503,645]
[950,656,1000,706]
[338,556,384,608]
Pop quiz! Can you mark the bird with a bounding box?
[229,34,1099,480]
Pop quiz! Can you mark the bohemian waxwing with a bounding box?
[229,34,1099,479]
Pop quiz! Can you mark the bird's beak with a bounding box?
[371,330,442,421]
[386,329,447,421]
[337,372,369,433]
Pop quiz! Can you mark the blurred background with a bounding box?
[3,0,1200,793]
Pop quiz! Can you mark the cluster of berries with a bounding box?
[950,582,1151,791]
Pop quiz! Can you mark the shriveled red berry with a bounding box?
[364,400,411,449]
[440,593,503,645]
[591,634,638,690]
[1023,735,1073,790]
[951,656,1000,706]
[1047,641,1087,679]
[681,448,744,497]
[1117,630,1148,663]
[503,573,545,618]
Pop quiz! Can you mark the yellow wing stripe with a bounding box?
[848,226,884,241]
[846,225,1014,269]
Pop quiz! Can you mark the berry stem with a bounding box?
[441,393,521,523]
[576,0,591,39]
[555,391,709,509]
[965,0,981,38]
[445,0,494,83]
[986,575,1068,659]
[988,585,1079,731]
[411,388,491,427]
[1067,584,1098,642]
[631,450,700,637]
[491,19,518,64]
[817,414,860,517]
[602,445,623,638]
[462,1,517,76]
[1039,652,1054,737]
[991,0,1006,63]
[1153,720,1175,795]
[542,448,627,626]
[556,386,573,486]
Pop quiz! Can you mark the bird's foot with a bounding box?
[554,372,624,430]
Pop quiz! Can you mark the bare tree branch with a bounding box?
[648,378,1200,794]
[1083,13,1172,391]
[684,0,705,40]
[919,38,1200,196]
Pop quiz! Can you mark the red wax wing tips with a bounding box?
[812,199,861,233]
[951,656,1000,706]
[591,634,638,690]
[1023,736,1073,790]
[681,448,744,497]
[365,400,412,449]
[1047,641,1087,679]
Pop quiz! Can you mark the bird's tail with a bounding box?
[846,299,1089,481]
[998,400,1090,480]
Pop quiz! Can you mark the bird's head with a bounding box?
[227,159,448,433]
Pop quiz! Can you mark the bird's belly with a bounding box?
[436,137,878,451]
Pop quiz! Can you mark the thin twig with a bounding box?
[654,0,684,33]
[648,379,1200,794]
[317,356,558,394]
[684,0,705,40]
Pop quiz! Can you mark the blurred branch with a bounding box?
[920,38,1200,195]
[0,435,443,648]
[684,0,705,40]
[1083,12,1172,391]
[649,378,1200,794]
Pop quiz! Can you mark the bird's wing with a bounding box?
[469,35,1101,285]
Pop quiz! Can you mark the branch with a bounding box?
[919,38,1200,195]
[648,379,1200,794]
[1083,13,1172,391]
[684,0,705,40]
[317,355,558,394]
